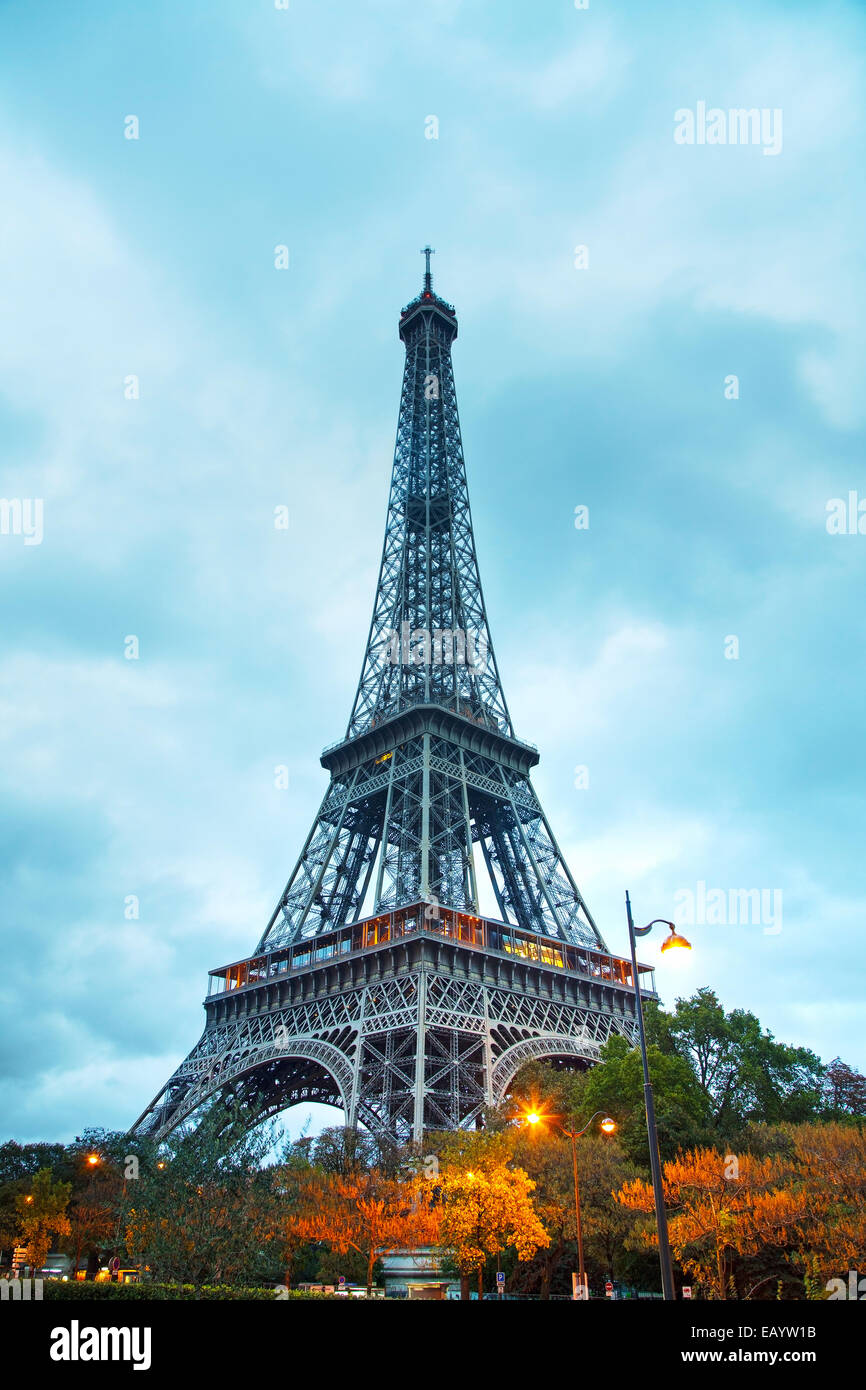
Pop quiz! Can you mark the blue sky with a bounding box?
[1,0,864,1142]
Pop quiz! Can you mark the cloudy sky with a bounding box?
[1,0,864,1143]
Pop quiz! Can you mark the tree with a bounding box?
[617,1123,866,1299]
[286,1168,440,1296]
[822,1059,866,1118]
[783,1122,866,1281]
[125,1113,276,1294]
[665,989,825,1131]
[431,1133,550,1300]
[508,1121,576,1298]
[0,1140,66,1184]
[301,1125,381,1176]
[63,1148,128,1277]
[16,1169,72,1273]
[615,1147,794,1299]
[578,1034,710,1163]
[570,1135,646,1281]
[510,1123,643,1297]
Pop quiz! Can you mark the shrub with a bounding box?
[42,1282,341,1301]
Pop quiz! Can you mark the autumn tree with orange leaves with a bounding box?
[615,1124,866,1299]
[427,1131,550,1299]
[616,1148,800,1299]
[435,1162,550,1299]
[784,1122,866,1284]
[287,1169,441,1296]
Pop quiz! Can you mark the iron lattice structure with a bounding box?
[133,255,653,1144]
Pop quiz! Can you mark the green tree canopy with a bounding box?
[665,988,826,1130]
[125,1111,277,1293]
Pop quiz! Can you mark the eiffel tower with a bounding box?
[133,251,655,1144]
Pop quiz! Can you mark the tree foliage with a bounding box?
[615,1123,866,1299]
[434,1162,549,1278]
[822,1059,866,1118]
[509,1123,645,1295]
[664,989,826,1129]
[125,1114,276,1293]
[16,1168,72,1272]
[284,1167,439,1295]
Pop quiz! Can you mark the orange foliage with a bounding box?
[287,1170,441,1293]
[616,1125,866,1298]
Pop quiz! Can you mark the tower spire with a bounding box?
[421,244,434,293]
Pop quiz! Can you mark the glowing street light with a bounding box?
[521,1107,616,1301]
[626,892,694,1302]
[659,925,692,956]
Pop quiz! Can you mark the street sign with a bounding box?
[682,1286,692,1300]
[605,1281,613,1298]
[496,1272,505,1286]
[338,1276,346,1286]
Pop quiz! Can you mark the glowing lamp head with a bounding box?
[600,1117,616,1134]
[660,925,692,956]
[87,1153,99,1166]
[24,1194,34,1204]
[526,1112,540,1126]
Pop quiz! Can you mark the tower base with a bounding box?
[132,903,655,1142]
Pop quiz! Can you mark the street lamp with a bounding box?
[626,890,691,1302]
[524,1108,616,1301]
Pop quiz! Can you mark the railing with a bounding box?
[208,903,655,999]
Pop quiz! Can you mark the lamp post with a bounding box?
[626,890,691,1302]
[524,1109,615,1301]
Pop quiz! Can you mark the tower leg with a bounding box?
[348,1013,364,1130]
[483,988,495,1107]
[413,972,428,1142]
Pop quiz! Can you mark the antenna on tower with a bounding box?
[421,245,435,293]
